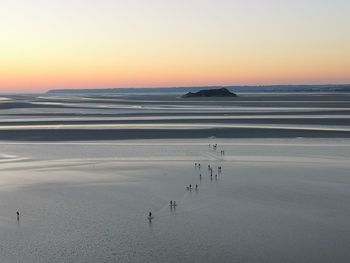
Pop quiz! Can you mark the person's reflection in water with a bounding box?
[16,211,20,226]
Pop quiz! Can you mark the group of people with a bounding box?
[194,163,201,169]
[186,184,198,191]
[209,143,226,156]
[209,144,218,150]
[206,165,222,178]
[196,160,224,183]
[148,144,225,221]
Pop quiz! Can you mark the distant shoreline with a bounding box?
[47,84,350,94]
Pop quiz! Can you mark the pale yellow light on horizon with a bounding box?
[0,0,350,92]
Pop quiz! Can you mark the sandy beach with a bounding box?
[1,94,350,262]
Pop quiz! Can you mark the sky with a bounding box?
[0,0,349,92]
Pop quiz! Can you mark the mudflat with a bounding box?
[0,93,350,140]
[0,93,350,262]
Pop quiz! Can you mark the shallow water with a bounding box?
[0,139,350,262]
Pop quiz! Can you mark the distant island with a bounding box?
[182,88,237,98]
[47,84,350,94]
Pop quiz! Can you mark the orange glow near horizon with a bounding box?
[1,0,350,92]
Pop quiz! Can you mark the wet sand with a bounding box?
[1,93,350,262]
[0,93,350,140]
[0,139,350,262]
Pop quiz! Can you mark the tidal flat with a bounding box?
[0,93,350,262]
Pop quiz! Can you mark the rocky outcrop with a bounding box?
[182,88,237,98]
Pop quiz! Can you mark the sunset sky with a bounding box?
[0,0,349,92]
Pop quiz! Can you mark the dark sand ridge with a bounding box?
[1,117,350,126]
[0,127,350,141]
[3,110,350,117]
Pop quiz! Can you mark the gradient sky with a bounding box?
[1,0,350,92]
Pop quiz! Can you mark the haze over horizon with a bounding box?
[1,0,350,93]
